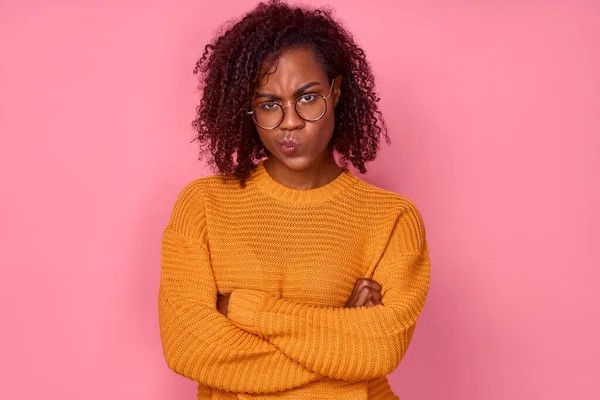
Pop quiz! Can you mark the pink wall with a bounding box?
[1,1,598,399]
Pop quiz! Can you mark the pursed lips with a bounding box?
[281,139,300,147]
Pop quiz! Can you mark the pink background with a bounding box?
[1,0,598,399]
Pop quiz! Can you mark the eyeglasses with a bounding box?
[247,80,335,130]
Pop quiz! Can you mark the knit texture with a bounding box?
[158,160,431,399]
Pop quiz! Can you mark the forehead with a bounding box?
[257,47,328,89]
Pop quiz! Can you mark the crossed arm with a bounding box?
[225,206,430,381]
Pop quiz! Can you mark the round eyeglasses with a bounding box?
[247,80,335,130]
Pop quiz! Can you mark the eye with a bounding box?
[258,102,280,112]
[298,94,317,104]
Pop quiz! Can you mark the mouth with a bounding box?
[280,140,302,156]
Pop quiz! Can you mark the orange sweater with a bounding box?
[158,160,430,399]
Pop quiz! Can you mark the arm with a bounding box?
[158,182,321,393]
[227,201,430,381]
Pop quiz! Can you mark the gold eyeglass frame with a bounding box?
[247,79,336,130]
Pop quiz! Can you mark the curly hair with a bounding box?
[192,0,389,187]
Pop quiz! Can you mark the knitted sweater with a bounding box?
[158,160,431,400]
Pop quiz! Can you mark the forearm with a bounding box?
[159,290,320,392]
[227,289,416,380]
[227,249,430,381]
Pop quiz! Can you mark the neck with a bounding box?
[262,154,343,190]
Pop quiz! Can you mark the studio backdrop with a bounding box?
[1,1,598,399]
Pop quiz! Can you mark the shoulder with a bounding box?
[350,177,427,243]
[167,173,239,233]
[350,180,428,258]
[171,176,210,211]
[351,177,424,219]
[173,172,241,206]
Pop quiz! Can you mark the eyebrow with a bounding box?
[255,81,322,100]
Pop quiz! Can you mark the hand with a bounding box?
[344,278,382,308]
[217,293,231,317]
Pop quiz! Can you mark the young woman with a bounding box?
[158,1,431,399]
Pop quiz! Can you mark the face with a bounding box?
[250,47,341,172]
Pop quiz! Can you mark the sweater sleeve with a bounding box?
[227,201,431,381]
[158,182,321,393]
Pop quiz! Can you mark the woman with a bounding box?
[158,1,431,399]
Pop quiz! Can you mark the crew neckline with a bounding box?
[250,159,359,204]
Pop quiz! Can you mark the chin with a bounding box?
[271,156,314,171]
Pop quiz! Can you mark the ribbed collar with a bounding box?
[250,160,359,205]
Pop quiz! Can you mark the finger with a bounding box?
[368,286,382,303]
[361,287,381,307]
[368,279,383,292]
[350,287,370,307]
[352,278,371,296]
[346,278,371,306]
[358,287,383,307]
[351,286,373,308]
[360,281,382,304]
[359,279,382,295]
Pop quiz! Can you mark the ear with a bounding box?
[333,75,342,107]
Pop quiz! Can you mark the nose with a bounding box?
[278,103,304,131]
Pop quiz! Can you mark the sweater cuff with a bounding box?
[227,289,269,334]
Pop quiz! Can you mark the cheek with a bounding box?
[311,113,336,144]
[256,128,281,154]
